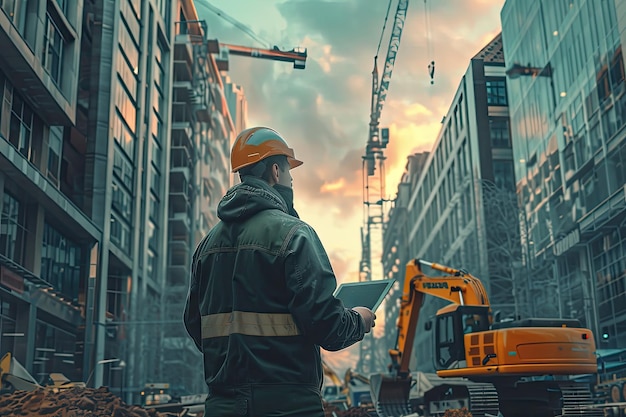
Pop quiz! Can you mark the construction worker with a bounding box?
[184,127,376,417]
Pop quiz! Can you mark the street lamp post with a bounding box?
[85,358,120,387]
[119,360,126,401]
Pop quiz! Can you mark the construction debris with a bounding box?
[0,387,175,417]
[323,401,376,417]
[443,407,473,417]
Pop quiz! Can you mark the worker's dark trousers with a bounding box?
[204,384,324,417]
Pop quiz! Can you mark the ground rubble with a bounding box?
[0,386,175,417]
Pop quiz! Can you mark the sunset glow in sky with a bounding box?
[196,0,505,374]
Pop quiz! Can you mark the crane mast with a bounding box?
[358,0,408,376]
[368,0,408,155]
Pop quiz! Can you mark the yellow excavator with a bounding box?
[322,359,349,409]
[370,259,601,417]
[0,352,41,392]
[0,352,86,393]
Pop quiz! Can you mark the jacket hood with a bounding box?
[217,176,289,222]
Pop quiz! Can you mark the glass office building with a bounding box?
[502,0,626,347]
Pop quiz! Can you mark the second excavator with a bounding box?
[370,259,601,417]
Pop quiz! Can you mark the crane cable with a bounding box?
[196,0,273,48]
[424,0,435,84]
[376,0,394,59]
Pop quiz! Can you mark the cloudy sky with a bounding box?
[194,0,505,375]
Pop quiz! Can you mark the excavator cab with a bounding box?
[434,305,490,370]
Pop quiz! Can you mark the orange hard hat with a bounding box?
[231,127,303,173]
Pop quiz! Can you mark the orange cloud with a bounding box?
[320,177,347,193]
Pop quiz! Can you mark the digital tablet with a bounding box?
[333,279,395,312]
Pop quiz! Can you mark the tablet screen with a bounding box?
[333,279,395,312]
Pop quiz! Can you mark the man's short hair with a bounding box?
[239,155,289,181]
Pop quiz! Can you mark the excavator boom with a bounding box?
[393,259,490,375]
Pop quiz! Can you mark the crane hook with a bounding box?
[428,60,435,85]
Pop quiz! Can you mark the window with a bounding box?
[493,160,515,190]
[113,113,136,159]
[9,93,33,159]
[117,49,138,100]
[113,146,134,191]
[152,137,161,165]
[111,179,132,221]
[486,79,508,106]
[42,13,65,86]
[148,220,158,251]
[458,95,464,130]
[150,114,162,144]
[34,321,79,381]
[610,48,625,90]
[0,298,18,359]
[48,126,63,184]
[115,88,137,135]
[0,193,27,266]
[146,249,156,279]
[489,118,511,148]
[149,194,159,222]
[110,213,131,254]
[436,314,456,369]
[40,223,81,301]
[150,164,161,196]
[1,0,28,35]
[118,19,139,71]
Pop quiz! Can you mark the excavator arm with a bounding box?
[391,259,490,377]
[371,259,491,416]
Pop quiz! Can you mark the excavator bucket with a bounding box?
[369,373,413,417]
[0,352,41,392]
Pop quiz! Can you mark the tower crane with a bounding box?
[197,0,308,70]
[216,44,307,70]
[358,0,408,375]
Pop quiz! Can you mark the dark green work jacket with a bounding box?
[184,176,365,391]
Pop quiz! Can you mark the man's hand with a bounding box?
[352,307,376,333]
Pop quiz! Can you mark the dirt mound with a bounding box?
[0,386,172,416]
[443,407,473,417]
[323,402,376,416]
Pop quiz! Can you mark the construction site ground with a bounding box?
[0,387,175,417]
[0,387,382,416]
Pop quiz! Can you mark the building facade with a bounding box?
[164,3,237,395]
[0,0,92,386]
[380,152,428,369]
[0,0,240,402]
[502,0,626,347]
[381,34,517,372]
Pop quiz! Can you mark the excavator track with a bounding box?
[424,382,500,417]
[559,383,604,417]
[466,383,500,417]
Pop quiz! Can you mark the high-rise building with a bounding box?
[164,4,237,395]
[502,0,626,347]
[0,0,90,386]
[0,0,240,402]
[380,152,428,370]
[381,34,516,372]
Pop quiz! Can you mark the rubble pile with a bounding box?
[323,402,376,417]
[443,407,473,417]
[0,387,174,417]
